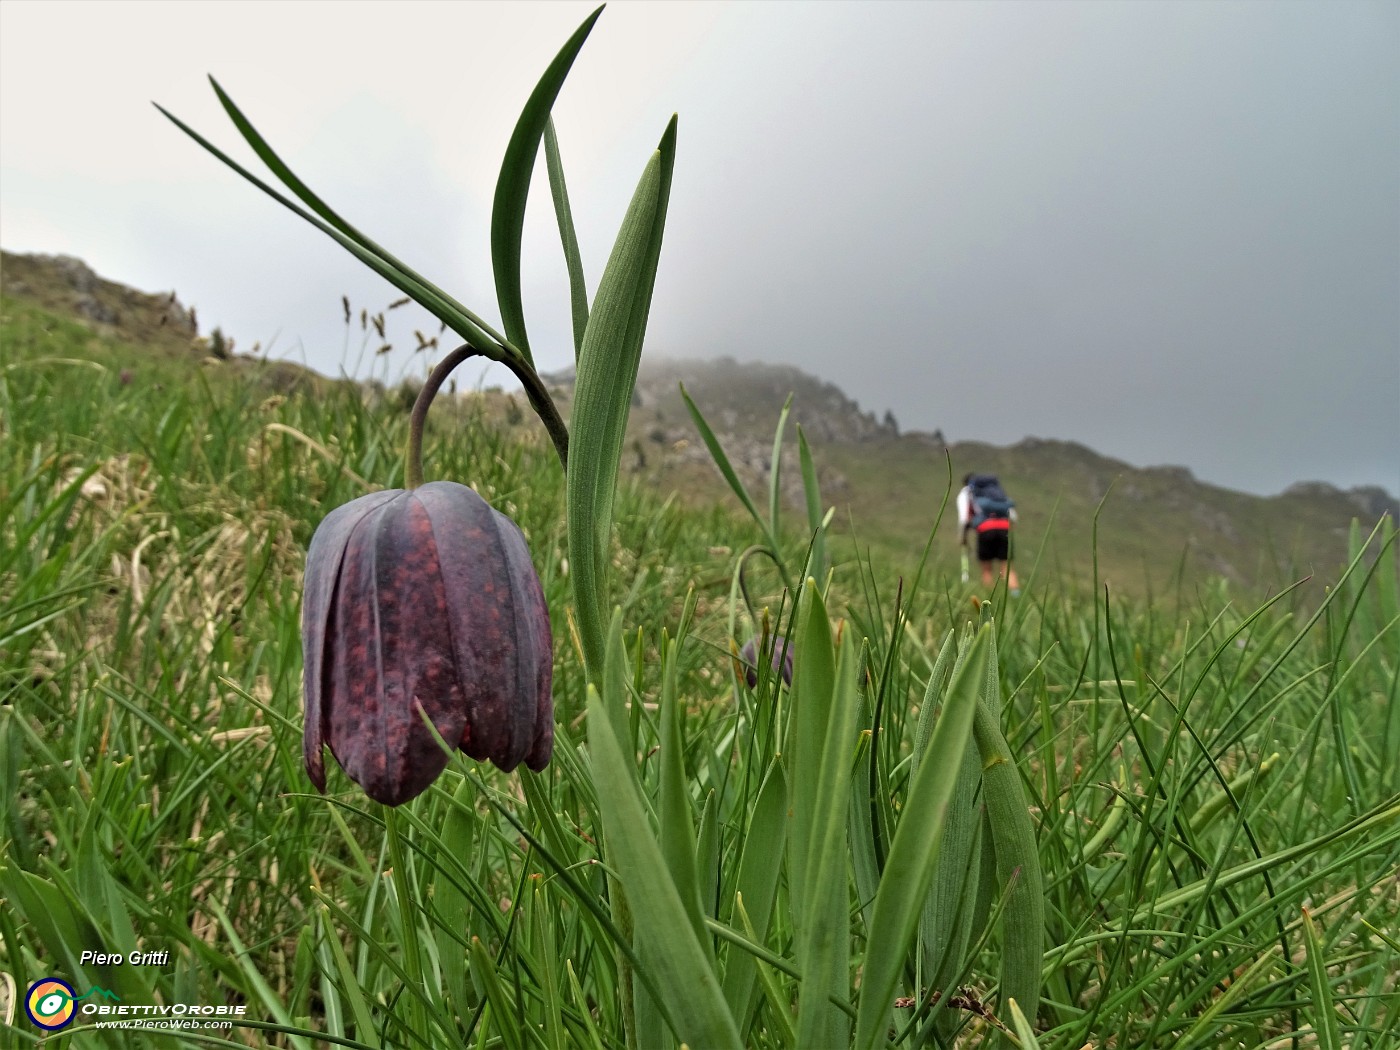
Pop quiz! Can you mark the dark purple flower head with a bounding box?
[738,634,794,688]
[302,481,553,805]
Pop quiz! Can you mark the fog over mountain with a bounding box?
[2,1,1395,498]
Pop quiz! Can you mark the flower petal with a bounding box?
[325,492,467,805]
[301,489,398,792]
[418,481,552,772]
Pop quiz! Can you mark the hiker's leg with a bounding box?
[977,531,1000,589]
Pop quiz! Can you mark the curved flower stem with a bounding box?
[406,342,569,487]
[736,544,785,627]
[513,358,571,471]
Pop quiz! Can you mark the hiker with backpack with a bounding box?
[958,473,1020,595]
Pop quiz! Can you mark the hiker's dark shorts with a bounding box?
[976,529,1011,563]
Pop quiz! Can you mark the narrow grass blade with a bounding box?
[1131,797,1400,927]
[566,960,609,1050]
[528,889,566,1050]
[696,789,719,921]
[1008,998,1042,1048]
[733,894,799,1047]
[469,935,525,1050]
[432,778,479,1014]
[0,864,119,995]
[1302,906,1342,1050]
[491,7,603,362]
[849,723,880,934]
[316,903,377,1043]
[679,383,785,580]
[768,393,793,542]
[918,631,984,1002]
[208,898,315,1050]
[797,424,826,584]
[1176,948,1280,1046]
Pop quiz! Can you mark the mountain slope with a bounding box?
[548,356,1396,600]
[4,249,1391,602]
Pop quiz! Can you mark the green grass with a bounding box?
[2,293,1398,1048]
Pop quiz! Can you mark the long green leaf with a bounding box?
[788,579,836,915]
[658,633,704,943]
[586,685,741,1048]
[545,117,590,358]
[721,765,787,1034]
[154,102,507,357]
[492,7,603,361]
[0,864,118,994]
[793,587,861,1050]
[528,886,567,1050]
[917,629,981,1010]
[432,778,479,1015]
[201,80,512,355]
[567,118,676,679]
[972,650,1045,1039]
[848,721,880,934]
[854,624,988,1050]
[696,790,719,922]
[207,81,476,324]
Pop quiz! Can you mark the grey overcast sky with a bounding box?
[2,1,1396,497]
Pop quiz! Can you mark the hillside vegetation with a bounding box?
[6,249,1395,608]
[2,257,1399,1048]
[566,355,1397,603]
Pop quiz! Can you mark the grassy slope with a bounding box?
[5,247,1387,605]
[613,361,1388,605]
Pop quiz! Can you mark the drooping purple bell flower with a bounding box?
[738,633,794,688]
[302,481,553,806]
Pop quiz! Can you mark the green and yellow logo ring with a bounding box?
[26,978,78,1031]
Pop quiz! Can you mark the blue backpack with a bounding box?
[969,474,1014,527]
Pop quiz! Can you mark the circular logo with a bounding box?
[26,978,77,1031]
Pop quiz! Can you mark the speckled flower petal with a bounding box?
[495,509,554,772]
[324,492,469,805]
[301,489,399,792]
[417,482,553,772]
[301,481,554,804]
